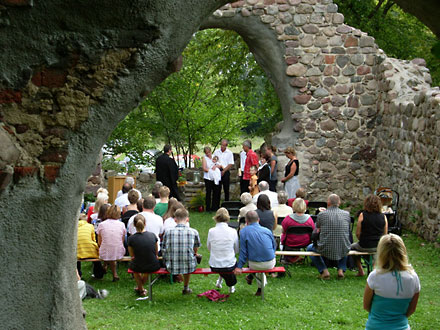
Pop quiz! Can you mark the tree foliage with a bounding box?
[335,0,440,85]
[106,29,281,167]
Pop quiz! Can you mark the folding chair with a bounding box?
[280,226,314,276]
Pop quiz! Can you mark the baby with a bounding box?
[208,155,222,185]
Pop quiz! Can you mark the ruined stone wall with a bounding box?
[375,58,440,241]
[212,0,383,203]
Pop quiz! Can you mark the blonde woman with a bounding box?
[363,234,420,329]
[281,147,300,199]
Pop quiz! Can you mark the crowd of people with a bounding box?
[76,143,420,329]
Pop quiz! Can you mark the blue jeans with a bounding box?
[307,244,347,273]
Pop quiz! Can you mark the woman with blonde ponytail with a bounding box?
[363,234,420,329]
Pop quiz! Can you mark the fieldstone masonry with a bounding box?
[205,0,439,240]
[0,1,439,327]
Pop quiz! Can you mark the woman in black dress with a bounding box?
[281,147,300,199]
[127,214,161,296]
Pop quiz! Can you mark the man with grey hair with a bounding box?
[213,139,234,201]
[252,181,279,208]
[241,140,258,195]
[234,210,277,296]
[307,193,351,279]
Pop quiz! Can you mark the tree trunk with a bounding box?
[0,0,229,328]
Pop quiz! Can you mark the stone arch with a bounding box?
[0,0,439,328]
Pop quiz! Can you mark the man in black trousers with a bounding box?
[155,145,180,200]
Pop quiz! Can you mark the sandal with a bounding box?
[139,289,147,297]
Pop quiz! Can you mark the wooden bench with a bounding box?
[128,266,286,301]
[77,256,133,262]
[275,250,375,275]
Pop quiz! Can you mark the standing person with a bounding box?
[265,146,278,192]
[242,140,259,195]
[239,149,248,195]
[162,208,201,295]
[202,146,221,212]
[306,194,351,279]
[234,210,277,296]
[257,154,271,184]
[127,214,161,297]
[363,234,420,329]
[352,195,388,276]
[281,147,300,199]
[155,144,180,200]
[213,139,234,201]
[207,208,239,294]
[97,205,126,282]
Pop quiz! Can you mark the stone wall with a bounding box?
[208,0,439,240]
[375,58,440,241]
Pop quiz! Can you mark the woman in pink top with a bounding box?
[281,198,315,248]
[97,205,126,282]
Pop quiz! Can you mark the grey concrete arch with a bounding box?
[201,15,296,147]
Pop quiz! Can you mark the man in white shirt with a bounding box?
[127,196,164,249]
[207,208,239,293]
[115,177,141,200]
[213,139,235,201]
[252,181,279,208]
[114,183,132,209]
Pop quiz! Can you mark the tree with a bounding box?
[106,29,281,167]
[335,0,440,85]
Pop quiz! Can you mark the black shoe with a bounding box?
[182,288,193,295]
[255,288,262,296]
[246,275,253,285]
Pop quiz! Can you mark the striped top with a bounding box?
[77,220,99,259]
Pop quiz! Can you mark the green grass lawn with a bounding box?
[83,212,440,329]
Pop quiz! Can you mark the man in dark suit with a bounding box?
[155,145,180,200]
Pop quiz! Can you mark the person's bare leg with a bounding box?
[182,274,192,294]
[110,261,119,281]
[183,274,191,287]
[133,273,144,291]
[355,257,365,276]
[337,269,345,278]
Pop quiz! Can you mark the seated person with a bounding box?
[207,155,222,185]
[154,186,170,217]
[207,208,239,294]
[163,201,188,232]
[351,194,388,276]
[121,190,140,228]
[271,190,293,237]
[97,205,126,282]
[234,211,277,296]
[128,214,161,297]
[114,182,133,209]
[281,198,315,263]
[77,214,105,279]
[127,197,164,242]
[252,181,279,208]
[256,194,277,232]
[162,208,201,294]
[307,194,351,279]
[287,187,309,208]
[151,181,163,204]
[238,192,257,219]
